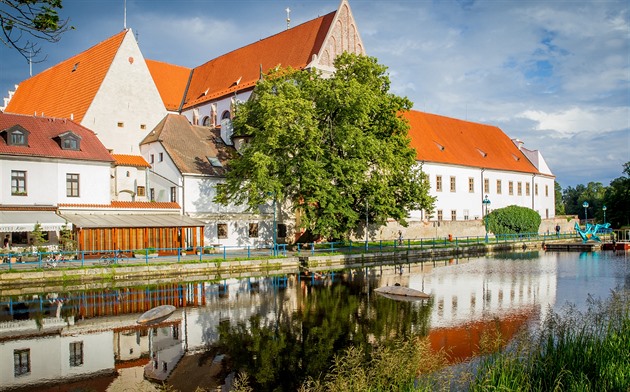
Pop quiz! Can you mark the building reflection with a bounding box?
[0,253,559,389]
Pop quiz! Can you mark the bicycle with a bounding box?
[98,253,118,266]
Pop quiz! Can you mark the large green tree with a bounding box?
[603,162,630,228]
[1,0,71,61]
[554,180,565,215]
[217,53,434,241]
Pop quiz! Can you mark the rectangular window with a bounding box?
[545,185,549,197]
[14,349,30,376]
[150,188,155,201]
[496,180,502,195]
[170,187,176,202]
[117,122,124,128]
[137,186,146,197]
[508,181,514,195]
[11,170,27,195]
[435,175,442,192]
[140,124,146,130]
[526,183,530,196]
[159,153,164,162]
[249,223,259,238]
[11,133,25,145]
[535,184,539,195]
[450,176,456,192]
[69,342,84,367]
[437,210,443,221]
[451,210,457,221]
[463,209,469,220]
[66,173,80,197]
[484,178,489,194]
[468,178,474,193]
[217,223,228,239]
[517,182,522,196]
[150,154,154,164]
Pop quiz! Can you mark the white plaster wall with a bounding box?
[82,29,167,155]
[141,143,182,204]
[411,162,555,221]
[0,157,110,205]
[113,166,148,202]
[0,332,114,389]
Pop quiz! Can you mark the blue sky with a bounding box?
[0,0,628,189]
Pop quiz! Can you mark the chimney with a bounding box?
[512,138,524,150]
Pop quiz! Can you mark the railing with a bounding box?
[0,230,583,271]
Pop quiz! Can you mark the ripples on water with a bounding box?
[0,250,627,391]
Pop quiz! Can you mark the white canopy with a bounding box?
[0,211,71,232]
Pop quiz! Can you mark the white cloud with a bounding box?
[518,107,629,135]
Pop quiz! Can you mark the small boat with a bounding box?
[374,285,430,300]
[137,304,176,325]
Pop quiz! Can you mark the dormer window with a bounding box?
[58,131,82,151]
[3,125,30,146]
[207,156,222,167]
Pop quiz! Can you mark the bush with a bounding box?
[487,205,541,235]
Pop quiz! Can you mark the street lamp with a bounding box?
[482,195,491,242]
[582,201,589,225]
[602,205,607,224]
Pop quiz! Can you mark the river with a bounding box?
[0,250,628,391]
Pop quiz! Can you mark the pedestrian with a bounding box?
[3,235,10,250]
[398,231,403,245]
[555,224,560,237]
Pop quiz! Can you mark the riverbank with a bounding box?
[0,239,560,292]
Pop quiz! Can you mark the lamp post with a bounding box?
[482,195,491,243]
[582,201,589,226]
[602,205,607,224]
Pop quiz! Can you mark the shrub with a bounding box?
[487,205,541,235]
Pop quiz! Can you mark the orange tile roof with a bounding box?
[111,154,151,168]
[404,110,540,174]
[145,59,192,111]
[181,11,335,109]
[5,30,128,123]
[0,112,114,162]
[58,201,180,209]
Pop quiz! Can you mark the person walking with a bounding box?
[3,235,10,250]
[398,231,403,246]
[555,224,561,237]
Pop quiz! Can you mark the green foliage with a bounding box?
[59,221,76,251]
[487,205,541,235]
[0,0,73,62]
[217,53,435,241]
[603,161,630,228]
[554,181,565,215]
[30,222,46,247]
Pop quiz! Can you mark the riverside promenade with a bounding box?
[0,234,577,292]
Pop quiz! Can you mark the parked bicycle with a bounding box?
[98,250,130,266]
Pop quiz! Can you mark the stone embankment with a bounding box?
[0,240,553,292]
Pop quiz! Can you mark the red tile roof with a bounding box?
[180,11,336,109]
[404,110,540,174]
[58,201,180,209]
[0,112,113,162]
[4,30,128,123]
[112,154,151,168]
[145,59,192,111]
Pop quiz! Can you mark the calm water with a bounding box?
[0,250,628,391]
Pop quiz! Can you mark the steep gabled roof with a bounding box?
[141,114,234,176]
[404,110,541,174]
[0,112,113,162]
[145,59,192,111]
[181,11,336,109]
[112,154,151,168]
[4,30,128,123]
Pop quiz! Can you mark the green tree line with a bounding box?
[556,162,629,228]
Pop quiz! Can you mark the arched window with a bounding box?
[221,111,231,120]
[202,116,211,127]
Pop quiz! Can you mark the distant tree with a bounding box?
[217,53,435,241]
[603,162,630,228]
[562,184,586,217]
[0,0,72,62]
[30,222,46,250]
[59,221,76,251]
[554,181,565,215]
[487,205,541,235]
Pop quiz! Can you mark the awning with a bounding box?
[60,214,205,229]
[0,211,71,232]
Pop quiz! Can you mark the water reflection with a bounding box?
[0,251,627,391]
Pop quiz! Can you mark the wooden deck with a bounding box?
[602,242,630,251]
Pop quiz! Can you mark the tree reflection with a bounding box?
[217,280,433,391]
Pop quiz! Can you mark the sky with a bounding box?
[0,0,628,189]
